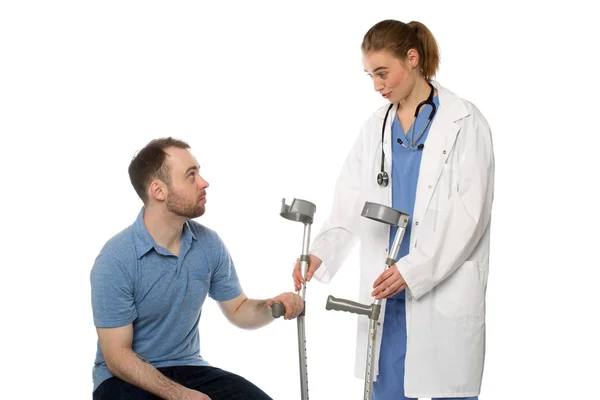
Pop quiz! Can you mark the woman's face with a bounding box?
[362,49,416,104]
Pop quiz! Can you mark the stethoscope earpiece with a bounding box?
[398,138,425,150]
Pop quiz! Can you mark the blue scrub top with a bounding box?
[388,95,439,299]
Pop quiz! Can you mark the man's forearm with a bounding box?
[231,298,274,329]
[106,349,188,399]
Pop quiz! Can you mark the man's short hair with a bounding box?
[128,137,190,203]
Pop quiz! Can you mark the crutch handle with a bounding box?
[326,295,373,317]
[271,302,286,318]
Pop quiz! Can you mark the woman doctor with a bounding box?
[292,20,494,400]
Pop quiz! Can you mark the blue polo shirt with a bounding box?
[90,208,243,391]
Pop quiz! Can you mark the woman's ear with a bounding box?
[406,49,420,70]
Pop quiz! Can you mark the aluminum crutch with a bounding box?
[325,201,409,400]
[271,198,316,400]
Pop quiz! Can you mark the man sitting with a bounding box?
[91,137,303,399]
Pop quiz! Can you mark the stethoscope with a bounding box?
[377,82,437,187]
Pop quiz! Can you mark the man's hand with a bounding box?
[292,254,322,291]
[182,388,211,400]
[267,292,304,320]
[371,264,407,299]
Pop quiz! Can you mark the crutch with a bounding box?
[325,201,409,400]
[271,198,316,400]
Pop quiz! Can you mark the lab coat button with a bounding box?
[409,297,413,301]
[415,221,419,226]
[428,185,432,189]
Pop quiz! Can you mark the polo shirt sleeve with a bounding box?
[90,254,138,328]
[209,234,243,302]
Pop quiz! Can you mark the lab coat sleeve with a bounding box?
[397,105,495,300]
[310,123,367,284]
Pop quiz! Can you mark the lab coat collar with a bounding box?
[376,81,471,227]
[411,81,470,225]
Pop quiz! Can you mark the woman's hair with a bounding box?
[361,20,440,81]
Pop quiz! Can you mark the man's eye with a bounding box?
[189,175,195,181]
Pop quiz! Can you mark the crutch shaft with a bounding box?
[297,315,309,400]
[364,318,378,400]
[296,222,311,400]
[278,198,316,400]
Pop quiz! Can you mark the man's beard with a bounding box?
[165,189,205,219]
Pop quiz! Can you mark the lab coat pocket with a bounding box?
[422,163,454,235]
[434,260,484,321]
[438,163,456,205]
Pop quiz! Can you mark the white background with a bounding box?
[1,1,599,399]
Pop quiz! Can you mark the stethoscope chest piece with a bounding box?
[377,171,389,187]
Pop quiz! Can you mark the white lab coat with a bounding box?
[310,81,494,398]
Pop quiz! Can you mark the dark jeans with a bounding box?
[93,365,273,400]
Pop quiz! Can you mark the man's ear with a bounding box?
[148,179,167,202]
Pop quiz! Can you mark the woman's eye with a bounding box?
[379,73,387,79]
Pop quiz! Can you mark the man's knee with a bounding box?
[93,377,159,400]
[227,373,273,400]
[189,368,272,400]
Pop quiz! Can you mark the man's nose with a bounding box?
[199,176,209,189]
